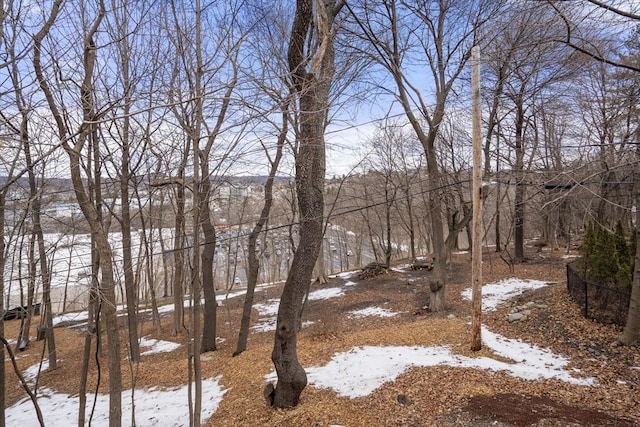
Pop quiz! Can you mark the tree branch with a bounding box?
[547,0,640,73]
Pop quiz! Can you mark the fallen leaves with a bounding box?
[4,247,639,426]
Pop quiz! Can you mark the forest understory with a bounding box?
[4,247,640,426]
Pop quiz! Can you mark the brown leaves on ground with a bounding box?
[4,248,640,426]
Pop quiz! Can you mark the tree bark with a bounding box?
[0,0,6,413]
[115,12,140,361]
[619,140,640,345]
[199,52,237,353]
[172,176,186,336]
[200,173,218,353]
[619,224,640,345]
[78,278,99,427]
[514,96,526,261]
[0,194,6,427]
[269,0,338,408]
[0,39,4,427]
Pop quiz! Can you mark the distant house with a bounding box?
[218,184,250,200]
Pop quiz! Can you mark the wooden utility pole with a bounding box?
[471,45,483,351]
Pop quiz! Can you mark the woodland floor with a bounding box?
[4,246,640,426]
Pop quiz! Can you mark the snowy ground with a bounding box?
[7,276,600,426]
[348,306,399,319]
[460,278,551,311]
[270,324,594,400]
[6,377,226,426]
[264,277,595,398]
[8,333,223,426]
[51,283,272,328]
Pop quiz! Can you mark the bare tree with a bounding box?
[266,0,343,408]
[619,143,640,345]
[483,3,579,260]
[165,0,244,356]
[0,198,6,427]
[32,1,123,425]
[0,0,6,415]
[103,0,142,364]
[346,0,500,311]
[235,108,287,356]
[233,5,291,352]
[364,124,410,266]
[0,130,22,427]
[548,0,640,73]
[566,0,640,347]
[0,5,57,365]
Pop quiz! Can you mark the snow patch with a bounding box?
[333,271,358,280]
[140,337,181,356]
[308,287,345,301]
[265,326,594,399]
[254,299,280,317]
[6,376,227,426]
[461,278,551,311]
[348,307,398,318]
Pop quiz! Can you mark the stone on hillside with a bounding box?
[507,312,525,323]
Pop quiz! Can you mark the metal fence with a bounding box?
[566,262,631,326]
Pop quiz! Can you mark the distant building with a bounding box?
[46,203,83,218]
[218,184,250,200]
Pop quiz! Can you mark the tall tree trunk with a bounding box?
[33,3,122,423]
[269,0,338,408]
[173,181,186,336]
[619,138,640,345]
[235,105,286,356]
[67,142,123,426]
[116,15,140,361]
[0,194,6,427]
[17,233,36,351]
[514,97,526,261]
[495,133,502,252]
[119,110,140,363]
[381,0,449,311]
[200,173,218,353]
[0,25,4,427]
[140,210,162,334]
[12,35,57,365]
[425,141,447,312]
[190,2,204,422]
[1,16,9,424]
[406,190,416,260]
[198,47,237,353]
[80,139,102,427]
[384,184,393,268]
[78,274,99,427]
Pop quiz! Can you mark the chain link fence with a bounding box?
[566,261,631,327]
